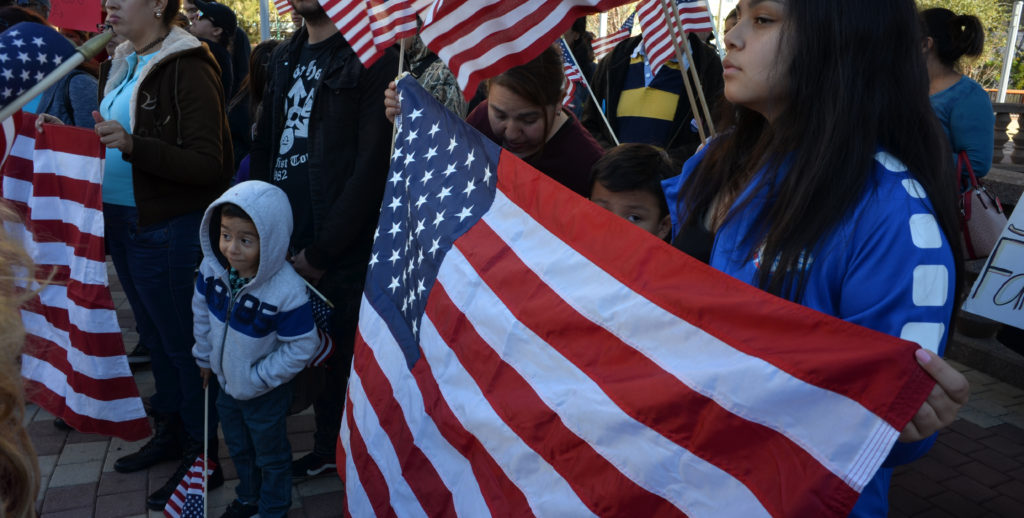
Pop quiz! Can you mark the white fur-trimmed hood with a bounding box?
[103,26,207,131]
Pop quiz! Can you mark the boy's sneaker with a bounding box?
[291,452,336,477]
[126,343,151,364]
[221,499,259,518]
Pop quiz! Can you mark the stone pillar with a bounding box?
[994,111,1011,164]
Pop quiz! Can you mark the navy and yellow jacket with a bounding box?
[582,35,723,167]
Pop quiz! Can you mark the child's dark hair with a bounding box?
[921,8,985,69]
[589,143,673,217]
[219,203,252,222]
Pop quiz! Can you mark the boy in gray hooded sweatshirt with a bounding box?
[193,180,318,518]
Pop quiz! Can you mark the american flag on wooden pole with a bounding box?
[336,76,936,516]
[163,455,218,518]
[557,37,582,107]
[418,0,637,100]
[1,113,151,441]
[591,10,635,60]
[637,0,712,74]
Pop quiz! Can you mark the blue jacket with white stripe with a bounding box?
[663,146,956,517]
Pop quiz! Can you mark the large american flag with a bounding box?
[337,77,935,516]
[592,11,635,60]
[637,0,713,74]
[1,113,151,441]
[418,0,636,100]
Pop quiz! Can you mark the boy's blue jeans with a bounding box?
[217,382,293,518]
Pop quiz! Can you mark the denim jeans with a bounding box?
[217,383,293,518]
[104,205,159,356]
[103,204,216,444]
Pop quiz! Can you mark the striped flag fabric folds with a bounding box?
[318,0,420,67]
[163,455,218,518]
[558,38,583,107]
[274,0,293,15]
[418,0,636,100]
[319,0,386,66]
[592,11,635,60]
[637,0,713,75]
[0,113,151,441]
[336,77,936,516]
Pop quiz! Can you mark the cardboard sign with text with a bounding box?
[963,193,1024,328]
[49,0,102,34]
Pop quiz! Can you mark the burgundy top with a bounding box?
[466,100,605,196]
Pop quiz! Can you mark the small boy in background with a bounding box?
[192,180,318,518]
[589,143,674,240]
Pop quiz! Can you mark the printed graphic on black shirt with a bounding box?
[274,57,322,182]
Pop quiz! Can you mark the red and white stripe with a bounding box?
[1,114,150,441]
[319,0,427,68]
[307,327,335,367]
[591,28,629,60]
[367,0,419,53]
[637,0,713,74]
[338,150,933,516]
[164,455,217,518]
[319,0,386,66]
[274,0,293,16]
[419,0,636,100]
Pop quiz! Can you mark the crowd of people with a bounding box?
[0,0,1002,516]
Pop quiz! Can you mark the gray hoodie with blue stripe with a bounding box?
[192,180,318,400]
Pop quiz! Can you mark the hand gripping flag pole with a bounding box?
[0,29,114,121]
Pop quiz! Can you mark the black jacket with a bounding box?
[581,35,724,167]
[250,28,397,276]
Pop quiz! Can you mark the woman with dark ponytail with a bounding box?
[665,0,969,515]
[923,8,994,177]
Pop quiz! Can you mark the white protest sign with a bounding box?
[963,193,1024,328]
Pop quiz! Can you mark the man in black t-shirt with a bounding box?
[249,0,397,479]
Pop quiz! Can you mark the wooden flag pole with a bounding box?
[560,37,619,146]
[0,30,113,122]
[202,385,208,518]
[669,0,717,138]
[658,0,706,146]
[390,39,407,159]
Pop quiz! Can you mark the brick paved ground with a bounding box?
[890,362,1024,517]
[28,264,1024,517]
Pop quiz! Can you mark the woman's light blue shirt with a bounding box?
[99,52,154,206]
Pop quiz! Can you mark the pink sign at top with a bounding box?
[48,0,103,34]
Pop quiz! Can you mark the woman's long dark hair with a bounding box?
[681,0,964,305]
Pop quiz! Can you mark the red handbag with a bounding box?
[958,151,1007,260]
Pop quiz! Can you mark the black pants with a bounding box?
[312,267,365,459]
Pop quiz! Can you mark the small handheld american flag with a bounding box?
[163,455,217,518]
[307,284,335,367]
[558,38,584,108]
[592,11,636,60]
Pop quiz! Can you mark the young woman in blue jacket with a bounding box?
[665,0,970,515]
